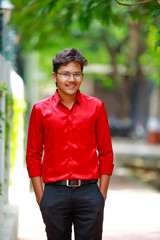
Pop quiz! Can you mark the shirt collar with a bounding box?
[54,89,61,104]
[75,89,82,104]
[54,89,82,105]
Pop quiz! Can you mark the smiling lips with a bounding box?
[66,84,76,89]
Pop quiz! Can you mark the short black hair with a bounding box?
[52,48,88,73]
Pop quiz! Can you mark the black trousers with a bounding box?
[40,183,105,240]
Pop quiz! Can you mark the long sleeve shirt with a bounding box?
[26,89,114,182]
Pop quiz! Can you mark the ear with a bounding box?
[52,72,57,84]
[82,73,84,80]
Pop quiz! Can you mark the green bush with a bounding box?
[10,94,26,170]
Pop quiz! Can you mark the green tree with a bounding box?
[10,0,160,85]
[10,0,160,50]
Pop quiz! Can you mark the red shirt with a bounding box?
[26,89,114,182]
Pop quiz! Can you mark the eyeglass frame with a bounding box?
[56,72,83,80]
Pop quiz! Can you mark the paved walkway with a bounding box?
[103,168,160,239]
[16,165,160,240]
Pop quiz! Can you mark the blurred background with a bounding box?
[0,0,160,239]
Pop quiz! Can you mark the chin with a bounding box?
[65,87,78,93]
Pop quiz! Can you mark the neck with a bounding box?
[57,89,78,105]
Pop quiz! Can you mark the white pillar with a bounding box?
[0,55,11,223]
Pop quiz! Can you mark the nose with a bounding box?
[68,74,75,81]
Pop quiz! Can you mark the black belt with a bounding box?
[46,179,98,187]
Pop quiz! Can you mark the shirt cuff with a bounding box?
[99,162,114,175]
[27,165,42,178]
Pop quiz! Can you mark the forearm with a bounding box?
[31,176,43,206]
[99,174,111,201]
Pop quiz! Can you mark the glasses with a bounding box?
[57,72,83,80]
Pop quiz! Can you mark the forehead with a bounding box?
[58,61,81,72]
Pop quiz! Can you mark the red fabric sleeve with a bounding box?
[95,101,114,175]
[26,104,44,178]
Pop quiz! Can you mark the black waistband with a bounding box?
[46,179,98,187]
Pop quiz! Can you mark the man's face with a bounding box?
[52,61,83,98]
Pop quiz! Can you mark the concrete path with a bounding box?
[16,165,160,240]
[103,167,160,239]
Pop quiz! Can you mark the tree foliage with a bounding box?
[10,0,160,50]
[10,0,160,88]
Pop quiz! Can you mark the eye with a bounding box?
[74,73,81,77]
[63,73,70,77]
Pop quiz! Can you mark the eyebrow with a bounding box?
[61,71,82,73]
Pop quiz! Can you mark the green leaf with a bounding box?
[0,183,2,196]
[155,39,160,49]
[0,82,8,91]
[151,9,160,16]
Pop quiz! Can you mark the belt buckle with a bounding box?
[67,179,81,187]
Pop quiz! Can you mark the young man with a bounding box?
[26,48,114,240]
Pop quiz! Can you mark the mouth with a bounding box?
[66,84,76,89]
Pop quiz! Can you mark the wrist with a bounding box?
[100,189,107,201]
[37,195,42,206]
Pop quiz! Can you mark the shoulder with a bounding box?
[81,93,104,110]
[31,96,53,116]
[33,96,52,109]
[81,93,103,105]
